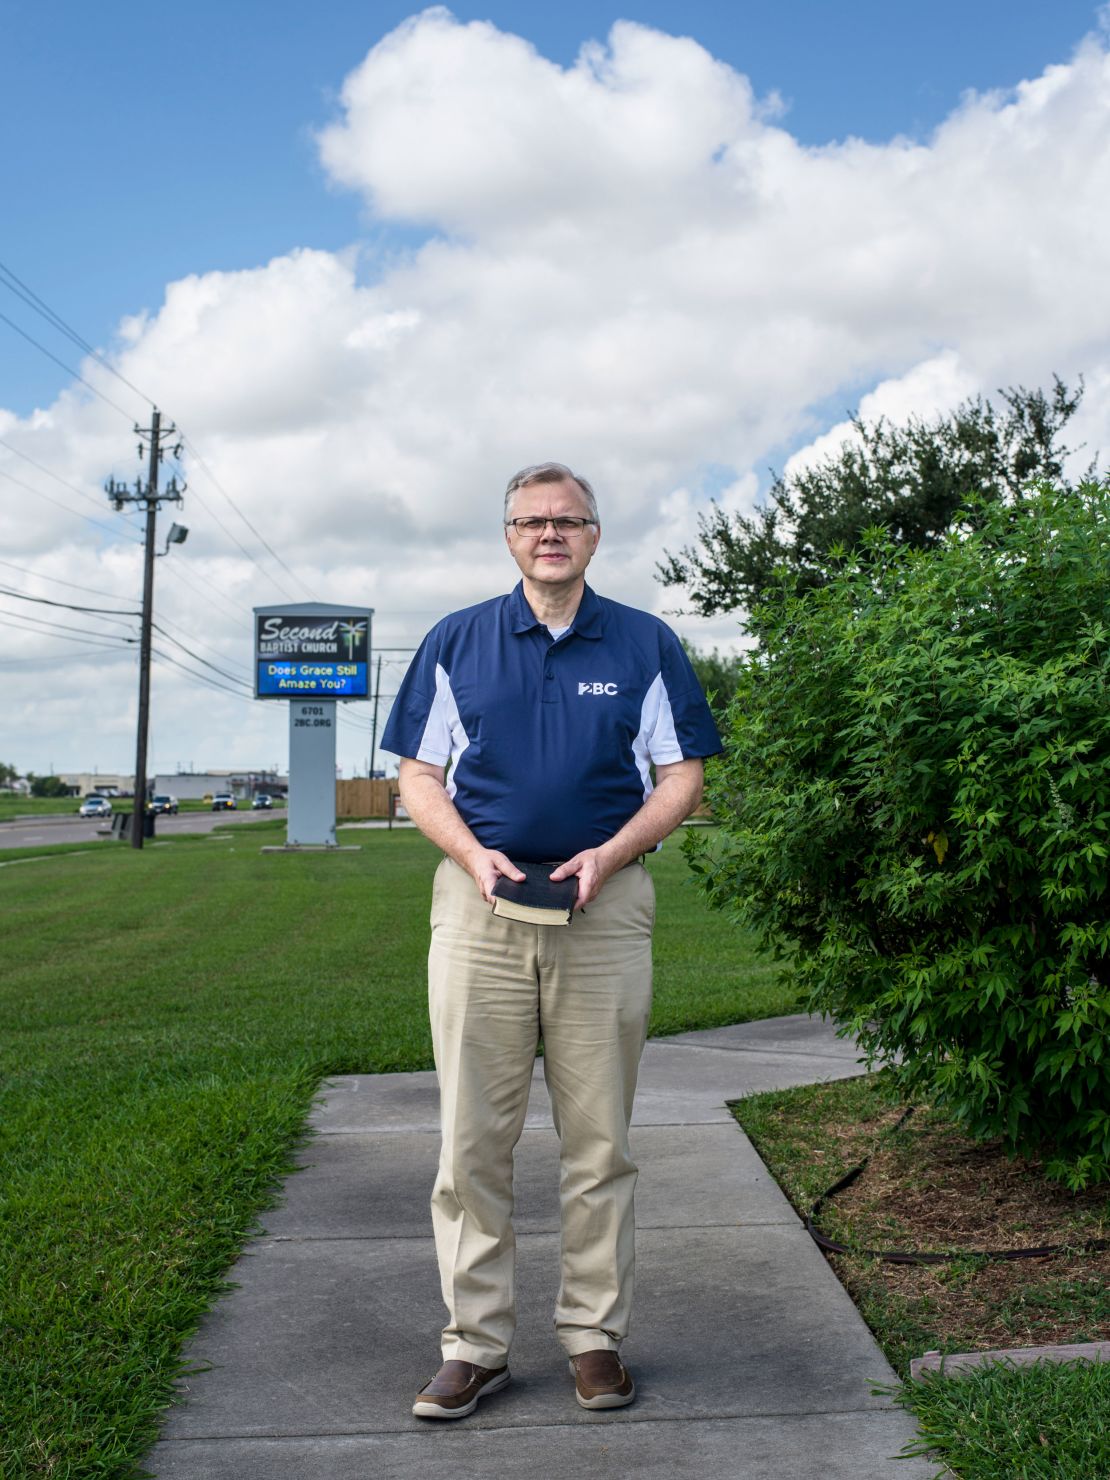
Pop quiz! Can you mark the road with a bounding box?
[0,809,280,851]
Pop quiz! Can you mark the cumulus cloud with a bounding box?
[782,351,982,479]
[4,8,1110,773]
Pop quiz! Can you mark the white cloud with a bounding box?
[783,351,981,479]
[5,9,1110,775]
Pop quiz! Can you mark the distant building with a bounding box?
[153,770,287,801]
[58,769,287,800]
[59,772,134,798]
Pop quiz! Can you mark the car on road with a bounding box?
[78,796,112,818]
[211,794,237,810]
[148,795,179,815]
[251,793,273,809]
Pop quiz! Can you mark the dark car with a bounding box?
[148,795,179,815]
[251,793,274,810]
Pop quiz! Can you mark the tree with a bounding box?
[688,483,1110,1186]
[681,640,746,726]
[0,761,18,787]
[658,378,1085,618]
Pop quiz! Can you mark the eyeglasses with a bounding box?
[506,516,597,537]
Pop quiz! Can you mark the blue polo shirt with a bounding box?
[381,582,721,862]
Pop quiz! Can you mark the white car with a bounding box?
[79,795,112,818]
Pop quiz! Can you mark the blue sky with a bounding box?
[3,1,1110,775]
[1,1,1102,413]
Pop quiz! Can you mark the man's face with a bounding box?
[505,478,600,590]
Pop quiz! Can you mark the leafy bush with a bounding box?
[28,774,72,798]
[691,484,1110,1186]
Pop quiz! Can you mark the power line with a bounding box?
[0,259,154,408]
[0,608,136,649]
[0,610,135,648]
[0,584,139,617]
[0,642,132,666]
[0,308,136,421]
[172,465,304,604]
[0,561,413,678]
[0,262,300,601]
[155,552,253,627]
[0,463,261,660]
[150,645,256,703]
[336,697,399,733]
[179,434,317,601]
[0,265,322,614]
[150,607,253,676]
[0,466,144,546]
[0,434,143,522]
[0,557,130,603]
[150,622,252,687]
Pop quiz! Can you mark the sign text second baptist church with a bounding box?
[254,611,371,699]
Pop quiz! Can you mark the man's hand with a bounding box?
[466,848,526,905]
[548,848,616,910]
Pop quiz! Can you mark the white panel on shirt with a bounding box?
[415,664,471,797]
[631,672,684,799]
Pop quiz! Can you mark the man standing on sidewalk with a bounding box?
[381,462,720,1419]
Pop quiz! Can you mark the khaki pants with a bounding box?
[428,855,655,1365]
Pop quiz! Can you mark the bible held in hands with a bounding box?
[491,864,579,926]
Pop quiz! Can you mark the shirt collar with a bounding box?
[507,580,604,640]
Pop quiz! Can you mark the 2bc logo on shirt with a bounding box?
[578,681,619,695]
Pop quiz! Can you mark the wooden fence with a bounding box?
[337,778,709,823]
[336,778,400,819]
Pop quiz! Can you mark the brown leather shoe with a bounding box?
[568,1349,635,1409]
[412,1359,510,1419]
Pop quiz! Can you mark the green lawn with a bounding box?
[0,826,793,1479]
[0,796,279,823]
[0,795,81,821]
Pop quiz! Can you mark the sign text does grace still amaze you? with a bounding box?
[254,613,370,698]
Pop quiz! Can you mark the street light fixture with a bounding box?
[157,523,189,557]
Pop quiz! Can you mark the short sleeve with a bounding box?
[646,631,723,763]
[380,629,444,761]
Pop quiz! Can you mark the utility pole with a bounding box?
[369,653,383,777]
[106,408,184,849]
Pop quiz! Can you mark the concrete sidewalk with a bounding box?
[145,1016,936,1478]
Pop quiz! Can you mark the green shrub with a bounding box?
[28,773,71,798]
[691,484,1110,1186]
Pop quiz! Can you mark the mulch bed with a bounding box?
[789,1086,1110,1366]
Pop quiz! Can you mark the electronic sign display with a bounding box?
[254,607,372,700]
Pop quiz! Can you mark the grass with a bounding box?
[0,796,278,823]
[892,1359,1110,1479]
[0,795,81,820]
[734,1074,1110,1478]
[0,827,793,1479]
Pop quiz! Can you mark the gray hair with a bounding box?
[503,462,599,524]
